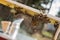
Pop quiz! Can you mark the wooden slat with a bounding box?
[6,0,60,22]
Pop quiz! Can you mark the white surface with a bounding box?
[0,33,37,40]
[16,33,37,40]
[49,0,60,16]
[0,33,11,40]
[11,18,24,40]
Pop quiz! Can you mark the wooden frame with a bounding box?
[53,24,60,40]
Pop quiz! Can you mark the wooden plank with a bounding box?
[6,0,60,22]
[53,24,60,40]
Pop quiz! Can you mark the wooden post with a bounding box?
[53,24,60,40]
